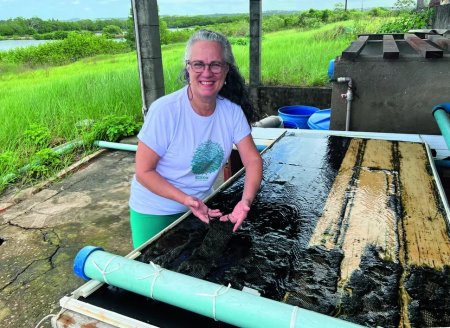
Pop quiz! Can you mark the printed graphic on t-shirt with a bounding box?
[191,140,224,180]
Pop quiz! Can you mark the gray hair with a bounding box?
[184,29,235,65]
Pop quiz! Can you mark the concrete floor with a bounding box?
[0,149,136,328]
[0,144,226,328]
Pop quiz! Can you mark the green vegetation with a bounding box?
[379,8,432,33]
[0,32,130,66]
[0,7,434,193]
[0,17,128,37]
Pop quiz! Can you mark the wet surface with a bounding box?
[83,133,450,327]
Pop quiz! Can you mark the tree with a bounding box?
[416,0,426,10]
[125,7,169,47]
[103,25,122,38]
[394,0,415,10]
[125,8,136,48]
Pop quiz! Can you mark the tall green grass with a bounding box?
[261,25,349,86]
[0,54,141,152]
[259,20,387,86]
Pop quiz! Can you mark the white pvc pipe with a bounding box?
[93,140,137,152]
[345,93,352,131]
[337,77,353,131]
[253,115,283,128]
[1,140,84,186]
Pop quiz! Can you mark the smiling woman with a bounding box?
[128,29,263,248]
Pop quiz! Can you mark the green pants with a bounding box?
[129,208,183,249]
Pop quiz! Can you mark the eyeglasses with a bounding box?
[186,60,227,74]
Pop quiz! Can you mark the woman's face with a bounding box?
[187,40,229,102]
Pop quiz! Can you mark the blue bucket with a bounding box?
[278,105,319,129]
[307,108,331,130]
[282,121,299,129]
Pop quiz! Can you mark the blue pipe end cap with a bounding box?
[73,245,103,281]
[432,102,450,116]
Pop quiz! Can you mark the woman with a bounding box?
[129,29,263,249]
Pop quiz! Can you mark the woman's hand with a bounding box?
[184,196,222,223]
[220,200,251,232]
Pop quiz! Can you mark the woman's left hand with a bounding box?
[220,200,251,232]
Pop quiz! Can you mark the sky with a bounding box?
[0,0,398,20]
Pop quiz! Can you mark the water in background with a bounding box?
[0,39,53,51]
[0,38,125,52]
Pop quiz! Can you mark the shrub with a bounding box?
[378,9,432,33]
[34,30,70,40]
[23,124,51,149]
[83,114,142,144]
[26,148,62,179]
[313,25,350,42]
[229,37,248,46]
[0,151,19,176]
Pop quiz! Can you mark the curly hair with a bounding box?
[182,29,259,125]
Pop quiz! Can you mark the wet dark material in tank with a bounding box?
[405,266,450,327]
[82,133,450,327]
[82,284,235,327]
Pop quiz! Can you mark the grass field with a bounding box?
[0,20,384,188]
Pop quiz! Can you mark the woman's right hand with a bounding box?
[184,196,222,223]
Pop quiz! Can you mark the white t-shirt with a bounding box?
[129,86,251,215]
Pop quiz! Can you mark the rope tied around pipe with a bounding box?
[290,306,299,328]
[92,255,121,285]
[197,283,231,321]
[137,261,164,299]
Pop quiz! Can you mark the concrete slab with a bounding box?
[0,150,136,328]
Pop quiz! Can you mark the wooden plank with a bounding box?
[339,169,398,282]
[383,34,400,59]
[427,34,450,51]
[398,142,450,269]
[404,33,444,58]
[309,139,362,249]
[342,35,369,59]
[310,139,398,284]
[358,33,404,40]
[361,139,394,170]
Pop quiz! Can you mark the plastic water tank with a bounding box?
[278,105,319,129]
[307,109,331,130]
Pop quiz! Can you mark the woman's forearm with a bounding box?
[241,157,263,205]
[136,170,188,206]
